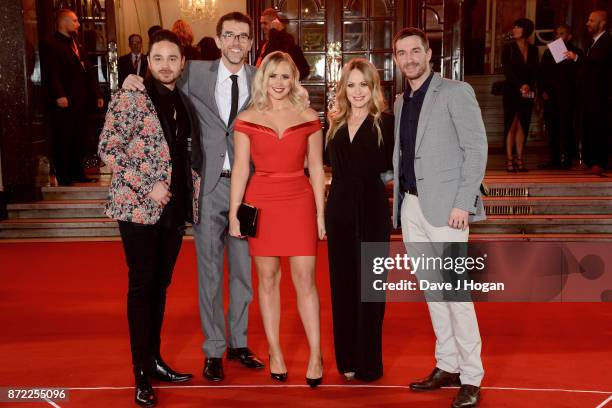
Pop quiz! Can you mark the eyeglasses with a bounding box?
[221,32,251,43]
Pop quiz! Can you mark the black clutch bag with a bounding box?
[490,80,507,96]
[237,203,258,237]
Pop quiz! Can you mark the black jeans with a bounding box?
[118,221,184,368]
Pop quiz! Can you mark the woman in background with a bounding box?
[171,19,201,60]
[502,17,539,172]
[229,51,326,387]
[325,58,393,382]
[197,36,221,61]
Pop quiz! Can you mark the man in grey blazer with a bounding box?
[123,12,264,382]
[392,28,487,408]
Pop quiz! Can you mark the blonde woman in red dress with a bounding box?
[229,51,326,387]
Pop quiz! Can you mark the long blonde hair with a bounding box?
[326,58,386,146]
[250,51,305,112]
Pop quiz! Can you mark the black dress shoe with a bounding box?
[151,356,193,383]
[409,367,461,391]
[133,366,156,407]
[227,347,265,369]
[452,384,480,407]
[203,357,224,382]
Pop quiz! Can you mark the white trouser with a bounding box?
[401,193,484,386]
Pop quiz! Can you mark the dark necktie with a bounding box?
[228,74,239,126]
[587,39,594,56]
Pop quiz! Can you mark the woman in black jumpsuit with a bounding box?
[502,17,539,172]
[325,58,393,381]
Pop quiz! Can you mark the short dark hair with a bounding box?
[216,12,253,38]
[56,8,75,22]
[149,29,183,56]
[393,27,430,53]
[147,25,162,40]
[128,33,142,44]
[513,18,535,38]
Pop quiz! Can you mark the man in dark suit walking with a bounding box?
[538,24,581,169]
[566,10,611,175]
[40,8,103,185]
[118,34,148,86]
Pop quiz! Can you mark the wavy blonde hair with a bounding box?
[326,58,386,146]
[250,51,305,112]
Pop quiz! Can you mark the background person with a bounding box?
[118,33,148,87]
[255,8,310,80]
[40,8,103,185]
[501,17,538,172]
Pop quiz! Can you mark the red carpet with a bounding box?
[0,241,611,407]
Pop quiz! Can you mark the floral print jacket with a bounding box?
[98,89,201,225]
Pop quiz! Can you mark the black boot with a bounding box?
[133,366,156,407]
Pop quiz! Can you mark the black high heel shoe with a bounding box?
[305,358,323,388]
[134,366,156,407]
[269,355,288,382]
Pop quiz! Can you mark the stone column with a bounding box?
[0,0,40,202]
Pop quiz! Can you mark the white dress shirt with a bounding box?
[132,53,142,76]
[215,61,248,170]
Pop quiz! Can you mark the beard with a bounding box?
[152,70,180,86]
[401,62,428,80]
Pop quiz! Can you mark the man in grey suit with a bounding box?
[391,28,487,408]
[123,12,264,382]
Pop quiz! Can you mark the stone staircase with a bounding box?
[470,172,612,240]
[464,74,544,148]
[1,170,611,241]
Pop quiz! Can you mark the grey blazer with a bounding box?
[392,73,487,228]
[178,59,256,196]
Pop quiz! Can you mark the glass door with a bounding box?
[250,0,404,117]
[255,0,327,114]
[342,0,397,111]
[421,0,464,81]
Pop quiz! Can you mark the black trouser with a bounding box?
[49,106,87,184]
[581,99,609,168]
[543,100,576,164]
[118,221,184,368]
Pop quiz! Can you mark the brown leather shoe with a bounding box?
[409,367,461,391]
[451,384,480,407]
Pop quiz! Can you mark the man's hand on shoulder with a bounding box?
[448,208,469,230]
[122,74,145,91]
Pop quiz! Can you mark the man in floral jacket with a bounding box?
[98,30,202,407]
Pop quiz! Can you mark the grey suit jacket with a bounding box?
[392,73,487,228]
[179,59,256,196]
